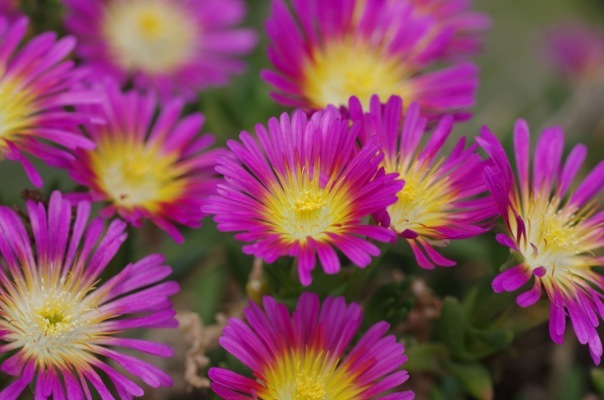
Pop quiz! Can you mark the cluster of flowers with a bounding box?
[0,0,602,398]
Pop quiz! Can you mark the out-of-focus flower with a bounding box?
[407,0,491,59]
[65,82,221,243]
[263,0,478,119]
[203,106,403,285]
[350,95,495,269]
[478,120,604,364]
[0,17,98,187]
[63,0,257,101]
[209,292,415,399]
[545,23,604,81]
[0,191,179,399]
[0,0,22,22]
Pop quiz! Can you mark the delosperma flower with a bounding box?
[0,17,98,187]
[478,120,604,364]
[203,106,403,285]
[209,292,415,399]
[0,191,179,399]
[263,0,478,119]
[64,82,222,243]
[63,0,257,101]
[350,95,496,269]
[544,23,604,81]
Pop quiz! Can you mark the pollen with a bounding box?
[91,139,184,212]
[293,372,327,400]
[36,304,75,336]
[294,190,326,213]
[302,39,412,109]
[387,166,453,234]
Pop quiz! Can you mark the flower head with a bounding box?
[210,292,414,399]
[263,0,478,119]
[350,95,495,269]
[0,17,98,187]
[203,106,403,285]
[65,82,221,243]
[0,191,179,399]
[478,120,604,364]
[544,23,604,81]
[64,0,257,101]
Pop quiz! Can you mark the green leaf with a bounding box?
[404,343,446,374]
[438,297,469,360]
[446,360,493,400]
[590,368,604,396]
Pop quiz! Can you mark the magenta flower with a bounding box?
[210,292,414,399]
[0,17,98,187]
[350,95,496,269]
[0,0,22,22]
[408,0,491,59]
[64,81,221,243]
[203,106,403,285]
[263,0,478,119]
[478,120,604,364]
[63,0,257,101]
[0,191,179,399]
[544,23,604,81]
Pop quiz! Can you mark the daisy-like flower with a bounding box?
[263,0,478,119]
[63,0,257,101]
[477,120,604,364]
[350,95,495,269]
[0,191,179,399]
[544,23,604,81]
[203,106,403,285]
[0,17,98,187]
[65,82,221,243]
[210,292,414,399]
[407,0,491,59]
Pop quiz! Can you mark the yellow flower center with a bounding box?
[36,303,75,336]
[264,173,352,243]
[0,270,108,367]
[102,0,198,74]
[91,138,185,211]
[387,163,453,234]
[513,197,586,273]
[0,78,35,147]
[258,349,361,400]
[302,38,413,109]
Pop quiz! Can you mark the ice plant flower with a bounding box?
[263,0,478,119]
[64,82,221,243]
[478,120,604,364]
[63,0,257,101]
[407,0,491,59]
[203,106,403,285]
[544,23,604,81]
[0,191,179,399]
[210,292,414,399]
[0,0,22,22]
[350,95,495,269]
[0,17,98,187]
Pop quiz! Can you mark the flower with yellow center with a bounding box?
[479,119,604,365]
[263,0,478,119]
[209,293,414,400]
[64,0,257,100]
[65,82,221,243]
[350,95,496,269]
[102,0,197,75]
[0,17,97,187]
[0,191,178,399]
[204,106,403,285]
